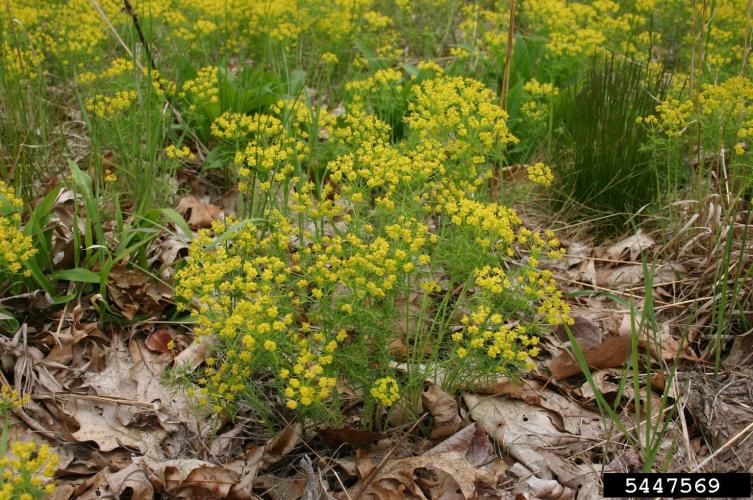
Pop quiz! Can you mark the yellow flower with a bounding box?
[526,162,554,187]
[370,377,400,407]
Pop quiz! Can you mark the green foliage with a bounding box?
[555,55,671,228]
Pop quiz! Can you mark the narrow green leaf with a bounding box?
[53,267,101,283]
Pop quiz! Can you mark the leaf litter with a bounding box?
[3,196,753,499]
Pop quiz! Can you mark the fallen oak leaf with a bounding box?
[549,334,631,380]
[358,452,497,500]
[174,334,212,371]
[549,316,631,380]
[421,383,463,440]
[76,463,154,500]
[508,462,576,500]
[425,423,492,467]
[140,457,238,498]
[145,328,177,354]
[605,230,655,261]
[227,423,302,499]
[464,394,580,480]
[177,195,224,229]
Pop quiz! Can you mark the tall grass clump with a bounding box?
[555,55,671,229]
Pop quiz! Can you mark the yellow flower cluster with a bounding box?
[457,3,510,56]
[0,441,58,500]
[0,42,44,83]
[523,0,652,59]
[405,76,518,164]
[527,162,554,187]
[175,209,440,415]
[0,386,30,415]
[328,142,444,209]
[639,99,694,137]
[145,68,177,99]
[0,182,35,277]
[370,377,400,407]
[85,90,137,119]
[321,52,339,65]
[218,98,341,192]
[510,268,573,325]
[699,76,753,118]
[644,76,753,163]
[346,68,404,98]
[330,105,392,147]
[522,79,560,121]
[165,145,195,161]
[180,66,219,111]
[453,305,540,371]
[78,57,134,85]
[440,192,521,251]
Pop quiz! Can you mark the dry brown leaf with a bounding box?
[42,305,108,372]
[177,195,224,229]
[469,378,542,405]
[596,264,644,287]
[421,384,463,440]
[252,474,309,500]
[107,266,173,320]
[606,230,655,261]
[174,334,212,370]
[578,369,626,401]
[508,463,575,500]
[65,398,159,452]
[425,423,493,467]
[635,321,697,361]
[549,316,631,380]
[76,463,153,500]
[144,328,176,354]
[149,234,189,275]
[359,452,497,500]
[262,423,302,468]
[209,424,245,460]
[535,389,603,439]
[128,337,196,425]
[141,457,239,498]
[227,447,265,500]
[227,423,303,499]
[464,394,583,480]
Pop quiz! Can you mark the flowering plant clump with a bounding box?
[0,388,58,499]
[172,72,572,429]
[641,76,753,189]
[0,387,29,416]
[0,181,35,278]
[0,441,58,499]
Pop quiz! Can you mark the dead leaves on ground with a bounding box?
[5,201,751,500]
[549,316,632,380]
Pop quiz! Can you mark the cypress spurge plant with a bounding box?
[171,74,573,431]
[0,387,58,499]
